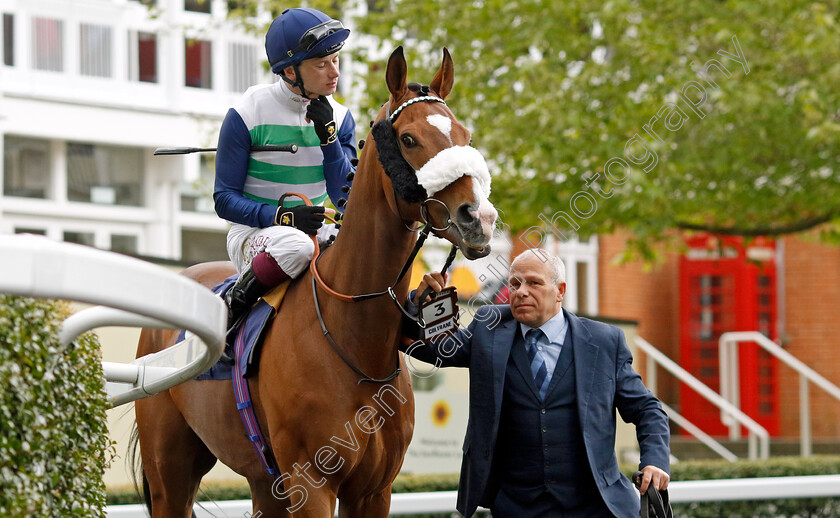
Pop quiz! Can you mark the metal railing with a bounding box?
[636,336,769,460]
[104,474,840,516]
[0,234,226,407]
[719,331,840,456]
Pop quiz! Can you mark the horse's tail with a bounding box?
[127,423,153,514]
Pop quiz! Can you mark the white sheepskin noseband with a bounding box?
[415,146,492,198]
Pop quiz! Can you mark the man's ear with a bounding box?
[557,282,567,303]
[283,66,296,81]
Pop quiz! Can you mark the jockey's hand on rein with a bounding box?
[274,205,325,235]
[306,96,338,146]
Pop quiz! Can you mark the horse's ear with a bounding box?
[430,47,454,100]
[386,46,408,100]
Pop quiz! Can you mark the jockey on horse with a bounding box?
[214,7,357,331]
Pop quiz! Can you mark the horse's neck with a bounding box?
[322,172,415,297]
[313,161,416,371]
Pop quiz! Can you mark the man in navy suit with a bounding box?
[403,248,670,517]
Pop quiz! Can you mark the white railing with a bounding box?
[636,336,769,460]
[0,234,226,407]
[105,474,840,516]
[719,331,840,456]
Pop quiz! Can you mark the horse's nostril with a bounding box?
[456,203,477,226]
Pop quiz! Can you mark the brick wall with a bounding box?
[780,235,840,438]
[598,232,681,409]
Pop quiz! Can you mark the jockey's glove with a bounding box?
[306,95,338,146]
[274,205,325,235]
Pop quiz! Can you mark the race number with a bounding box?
[419,287,459,340]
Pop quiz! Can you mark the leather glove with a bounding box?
[274,205,325,235]
[306,95,338,146]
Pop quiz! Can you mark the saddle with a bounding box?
[193,276,291,380]
[633,471,673,518]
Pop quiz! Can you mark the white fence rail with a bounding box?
[105,475,840,516]
[0,234,226,407]
[720,331,840,456]
[636,336,770,460]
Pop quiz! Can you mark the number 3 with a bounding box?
[434,302,445,317]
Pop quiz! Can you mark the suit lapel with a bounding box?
[567,310,598,428]
[509,328,542,399]
[491,317,517,409]
[542,327,574,401]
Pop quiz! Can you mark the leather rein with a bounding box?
[305,94,459,383]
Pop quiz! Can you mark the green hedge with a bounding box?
[109,455,840,516]
[664,455,840,518]
[0,295,113,517]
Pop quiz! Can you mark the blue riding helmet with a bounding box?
[265,8,350,75]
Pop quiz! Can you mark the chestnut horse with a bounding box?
[134,46,497,517]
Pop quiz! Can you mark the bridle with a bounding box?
[310,92,459,305]
[304,93,463,383]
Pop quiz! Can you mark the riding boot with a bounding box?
[225,265,272,332]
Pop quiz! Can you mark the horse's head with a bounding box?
[369,47,498,260]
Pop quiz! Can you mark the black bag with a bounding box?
[632,471,673,518]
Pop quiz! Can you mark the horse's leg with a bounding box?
[136,388,216,518]
[246,476,295,517]
[337,490,391,518]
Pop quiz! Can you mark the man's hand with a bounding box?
[413,272,449,305]
[637,465,670,495]
[274,205,325,235]
[306,95,337,146]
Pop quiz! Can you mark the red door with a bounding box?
[679,235,779,436]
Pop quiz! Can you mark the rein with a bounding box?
[302,94,461,383]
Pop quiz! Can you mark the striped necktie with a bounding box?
[525,328,549,399]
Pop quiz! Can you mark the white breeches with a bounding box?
[226,223,339,277]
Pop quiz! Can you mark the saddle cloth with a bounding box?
[189,275,291,380]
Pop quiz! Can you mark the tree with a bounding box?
[348,0,840,258]
[231,1,839,258]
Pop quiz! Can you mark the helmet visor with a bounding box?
[292,19,345,54]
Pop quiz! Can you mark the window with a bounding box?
[79,23,111,77]
[185,39,212,88]
[111,234,138,254]
[66,142,144,206]
[228,42,256,93]
[181,154,215,212]
[3,14,13,66]
[128,31,157,83]
[32,17,63,71]
[181,230,228,264]
[64,231,95,246]
[3,136,51,199]
[185,0,211,14]
[15,227,46,235]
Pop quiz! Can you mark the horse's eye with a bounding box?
[401,134,417,148]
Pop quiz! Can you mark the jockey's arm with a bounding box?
[213,109,277,228]
[321,109,357,213]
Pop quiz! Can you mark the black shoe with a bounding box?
[225,266,271,332]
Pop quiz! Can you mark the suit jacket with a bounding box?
[402,306,670,518]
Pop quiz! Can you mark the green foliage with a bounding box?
[345,0,840,258]
[0,295,113,517]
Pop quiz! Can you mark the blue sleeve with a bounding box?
[613,328,671,473]
[213,108,276,228]
[320,109,357,213]
[399,297,480,369]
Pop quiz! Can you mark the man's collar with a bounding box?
[519,308,567,344]
[276,79,310,103]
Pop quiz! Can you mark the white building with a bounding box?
[0,0,272,262]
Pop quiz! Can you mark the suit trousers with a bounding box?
[491,487,614,518]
